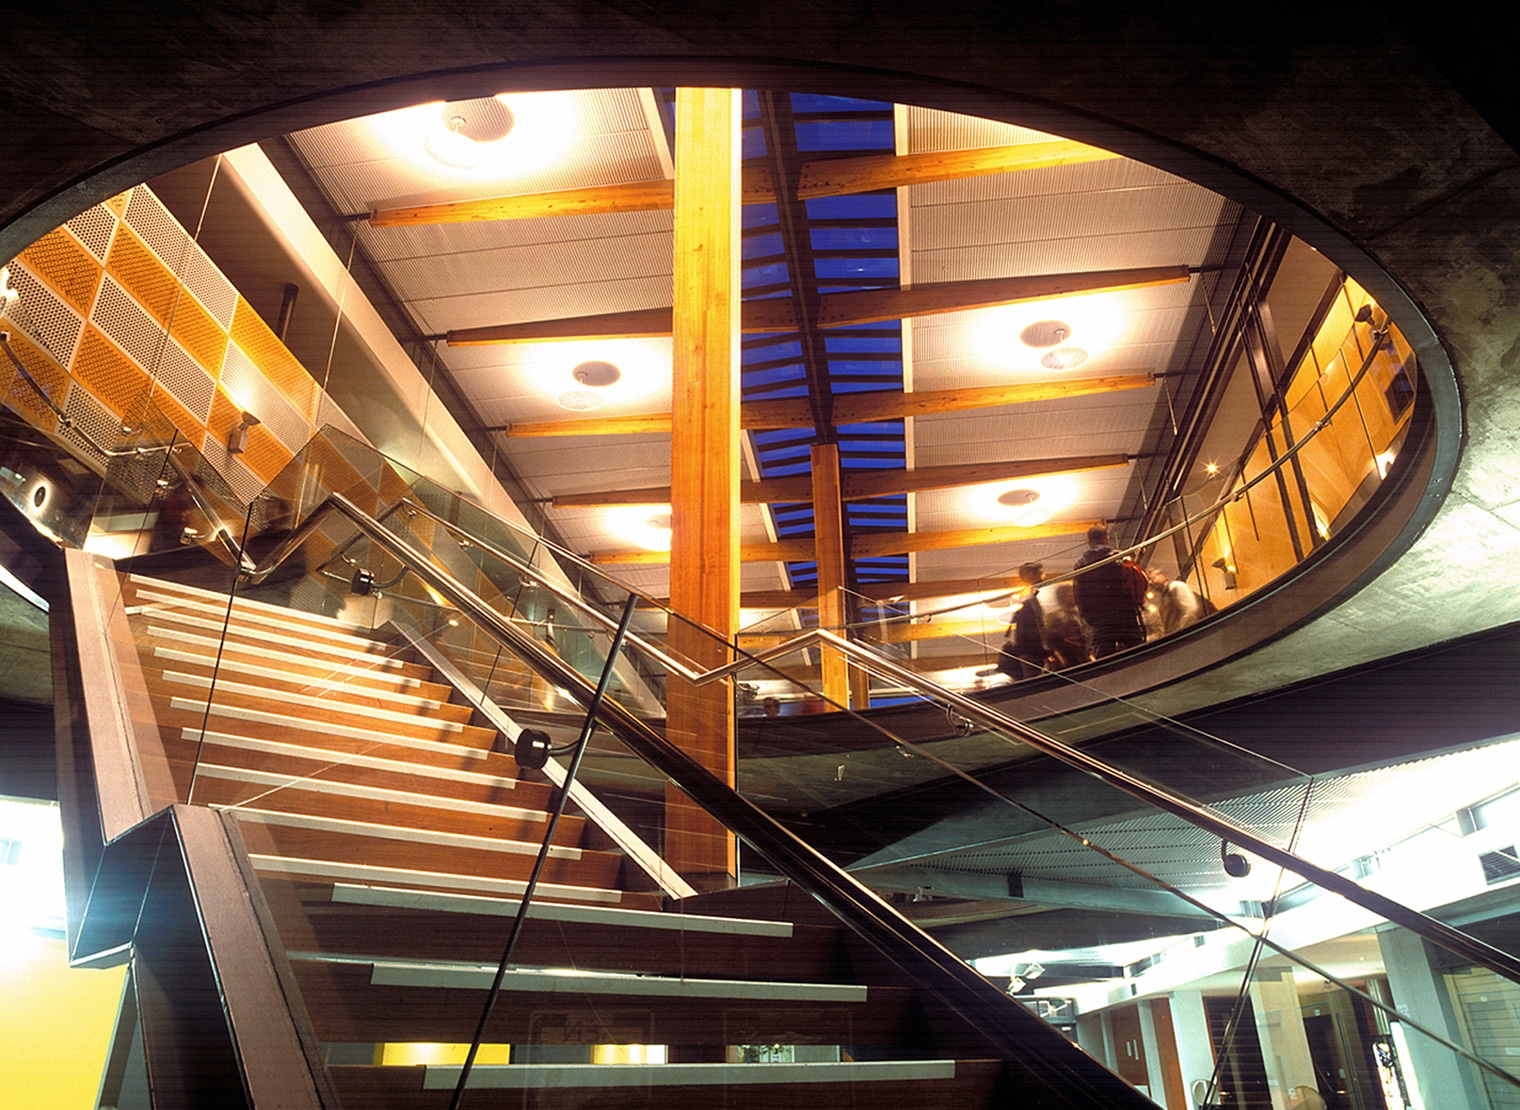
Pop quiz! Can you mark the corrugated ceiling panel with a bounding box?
[376,231,673,304]
[910,155,1194,207]
[403,274,675,335]
[355,209,673,264]
[910,185,1227,254]
[904,106,1059,153]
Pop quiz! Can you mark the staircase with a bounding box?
[115,571,1042,1108]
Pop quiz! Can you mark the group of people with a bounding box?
[997,524,1207,680]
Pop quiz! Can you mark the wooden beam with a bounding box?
[369,179,678,227]
[811,443,851,708]
[663,87,741,883]
[592,518,1093,564]
[797,138,1118,197]
[851,518,1094,559]
[816,266,1190,329]
[552,453,1128,508]
[448,266,1183,347]
[372,138,1117,228]
[499,374,1154,438]
[446,299,797,346]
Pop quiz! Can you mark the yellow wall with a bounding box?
[0,931,125,1110]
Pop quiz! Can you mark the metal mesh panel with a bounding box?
[66,205,118,261]
[73,327,151,417]
[59,384,119,477]
[123,188,192,276]
[218,340,310,453]
[92,275,170,374]
[182,246,237,329]
[198,435,267,505]
[5,265,84,366]
[314,394,365,443]
[229,298,317,420]
[1,330,67,432]
[18,227,102,314]
[152,336,215,423]
[107,227,182,327]
[166,289,228,375]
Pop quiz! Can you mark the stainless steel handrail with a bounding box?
[244,485,1520,986]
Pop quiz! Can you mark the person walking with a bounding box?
[1073,524,1146,659]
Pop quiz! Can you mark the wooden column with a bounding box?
[811,443,851,708]
[664,87,741,884]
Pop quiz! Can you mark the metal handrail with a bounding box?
[244,487,1520,987]
[0,331,173,461]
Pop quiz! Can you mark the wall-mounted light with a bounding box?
[228,411,260,454]
[1211,556,1237,590]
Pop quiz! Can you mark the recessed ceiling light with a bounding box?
[556,389,604,411]
[1020,320,1072,348]
[1040,346,1089,370]
[572,360,622,388]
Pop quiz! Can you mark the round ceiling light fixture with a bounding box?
[424,98,516,169]
[572,360,622,388]
[1020,320,1072,348]
[997,487,1052,527]
[1040,346,1089,370]
[606,505,673,551]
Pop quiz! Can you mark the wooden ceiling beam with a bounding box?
[590,517,1092,564]
[495,373,1154,437]
[370,138,1118,228]
[550,452,1129,508]
[446,267,1184,347]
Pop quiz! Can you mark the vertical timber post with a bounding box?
[665,87,741,885]
[811,442,852,708]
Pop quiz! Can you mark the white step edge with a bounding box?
[129,591,387,654]
[153,642,431,690]
[331,883,793,938]
[222,807,580,860]
[370,961,867,1002]
[128,579,371,639]
[250,856,622,904]
[424,1060,958,1091]
[188,729,515,788]
[197,764,531,818]
[168,697,474,748]
[138,611,402,663]
[163,670,450,727]
[157,649,443,708]
[127,571,367,632]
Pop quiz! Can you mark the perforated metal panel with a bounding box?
[123,188,192,275]
[65,206,118,262]
[219,341,310,453]
[73,326,151,416]
[198,435,266,504]
[106,228,180,326]
[151,336,216,423]
[229,300,317,419]
[181,246,237,329]
[19,227,103,314]
[60,385,121,476]
[92,275,170,374]
[314,393,365,442]
[6,265,84,366]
